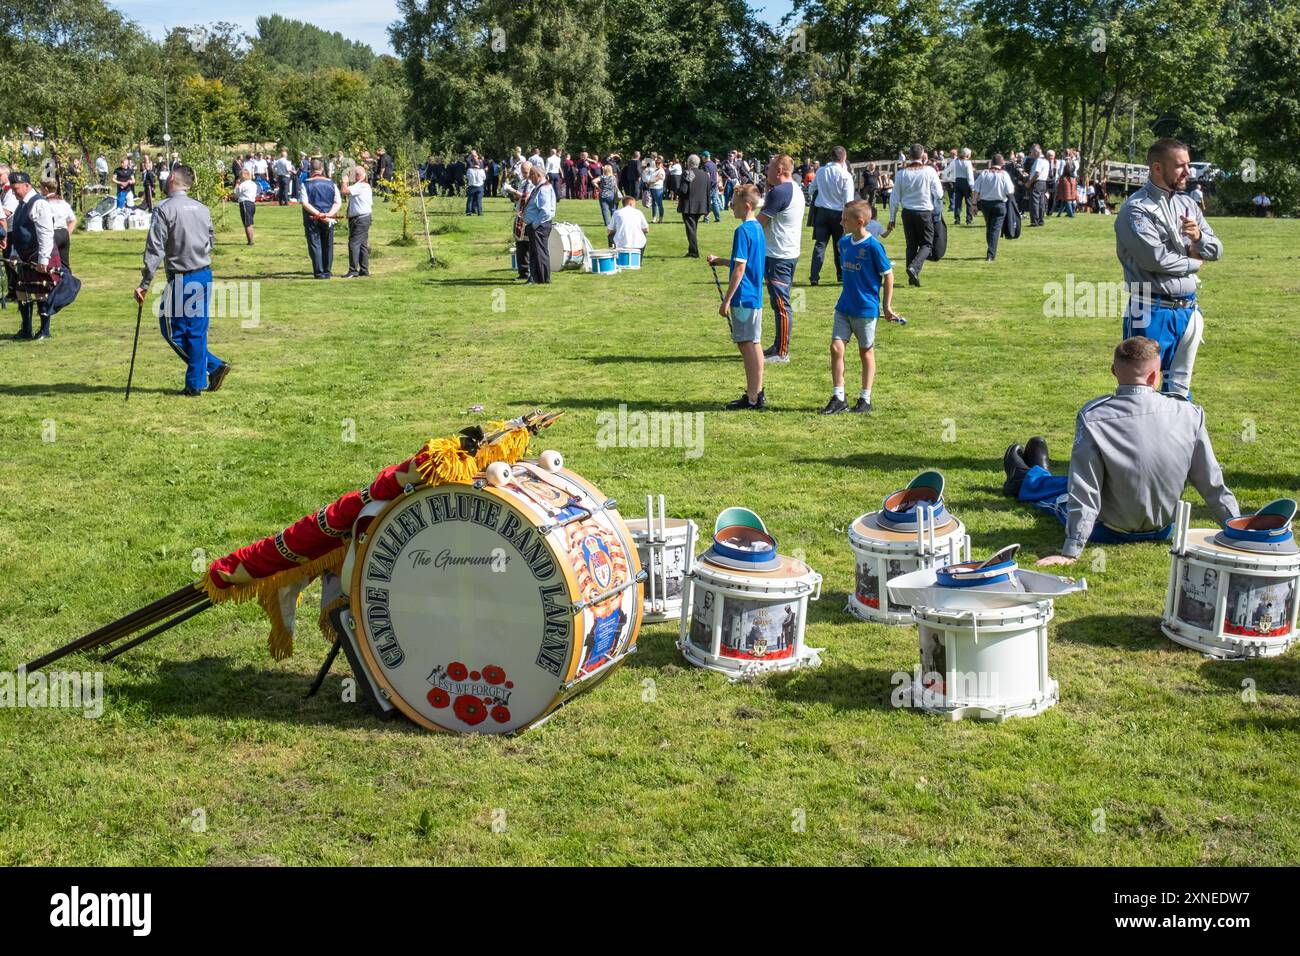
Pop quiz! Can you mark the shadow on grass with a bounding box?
[428,277,516,286]
[512,395,729,414]
[1199,652,1300,696]
[0,382,174,396]
[108,655,423,732]
[1054,613,1166,650]
[764,662,904,713]
[582,354,735,364]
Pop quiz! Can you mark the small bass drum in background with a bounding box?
[547,222,589,271]
[343,461,644,733]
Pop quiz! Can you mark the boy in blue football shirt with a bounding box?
[707,184,767,410]
[822,200,899,414]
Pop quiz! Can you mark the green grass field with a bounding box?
[2,193,1298,865]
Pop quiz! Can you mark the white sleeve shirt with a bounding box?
[973,168,1013,202]
[889,165,944,219]
[812,161,855,210]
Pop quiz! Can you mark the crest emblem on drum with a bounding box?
[426,661,515,727]
[582,534,614,590]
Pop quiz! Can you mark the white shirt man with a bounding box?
[235,177,258,204]
[973,165,1014,202]
[811,157,855,211]
[466,165,486,190]
[545,151,561,176]
[608,198,649,249]
[345,177,373,217]
[528,150,543,169]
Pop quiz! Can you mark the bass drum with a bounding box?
[547,221,589,270]
[343,461,644,734]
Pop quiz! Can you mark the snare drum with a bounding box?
[1163,502,1300,659]
[680,508,822,676]
[904,602,1058,721]
[847,510,968,625]
[616,247,642,270]
[589,250,619,275]
[625,495,697,623]
[340,460,644,733]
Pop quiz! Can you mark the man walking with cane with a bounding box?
[133,165,230,396]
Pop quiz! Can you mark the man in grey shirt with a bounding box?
[1115,137,1222,399]
[134,165,230,396]
[1002,336,1238,565]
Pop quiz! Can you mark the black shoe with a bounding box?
[179,387,202,397]
[762,347,778,358]
[342,272,360,279]
[907,269,921,287]
[725,393,763,411]
[13,329,33,341]
[850,397,872,413]
[1024,436,1050,471]
[207,362,232,393]
[33,328,50,341]
[808,279,818,287]
[1002,443,1028,497]
[820,395,849,415]
[986,254,995,261]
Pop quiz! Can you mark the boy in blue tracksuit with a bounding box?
[821,200,899,414]
[707,184,767,410]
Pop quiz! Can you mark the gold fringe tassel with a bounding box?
[203,547,347,659]
[475,421,531,468]
[415,436,477,486]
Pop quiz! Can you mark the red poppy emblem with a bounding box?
[483,665,506,685]
[491,705,511,724]
[427,687,450,709]
[447,661,469,682]
[454,694,488,725]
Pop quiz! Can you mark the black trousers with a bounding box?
[54,228,70,271]
[682,213,702,256]
[1030,183,1047,225]
[978,199,1006,259]
[901,208,935,276]
[348,215,371,275]
[525,221,552,283]
[809,205,844,282]
[953,180,973,223]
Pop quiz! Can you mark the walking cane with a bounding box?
[708,261,725,303]
[125,297,143,401]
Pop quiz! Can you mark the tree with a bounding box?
[255,14,378,74]
[783,0,944,156]
[392,0,612,155]
[0,0,158,166]
[977,0,1230,177]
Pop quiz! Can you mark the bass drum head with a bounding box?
[350,485,571,733]
[349,474,640,734]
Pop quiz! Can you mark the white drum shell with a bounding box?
[905,602,1058,721]
[1162,529,1300,659]
[627,518,698,623]
[846,511,969,625]
[548,222,588,271]
[679,556,823,677]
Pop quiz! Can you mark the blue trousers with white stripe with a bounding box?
[160,267,223,392]
[1123,298,1201,400]
[1018,466,1173,545]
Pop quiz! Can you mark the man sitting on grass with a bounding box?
[607,194,649,252]
[1002,336,1239,566]
[707,184,767,411]
[821,200,900,415]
